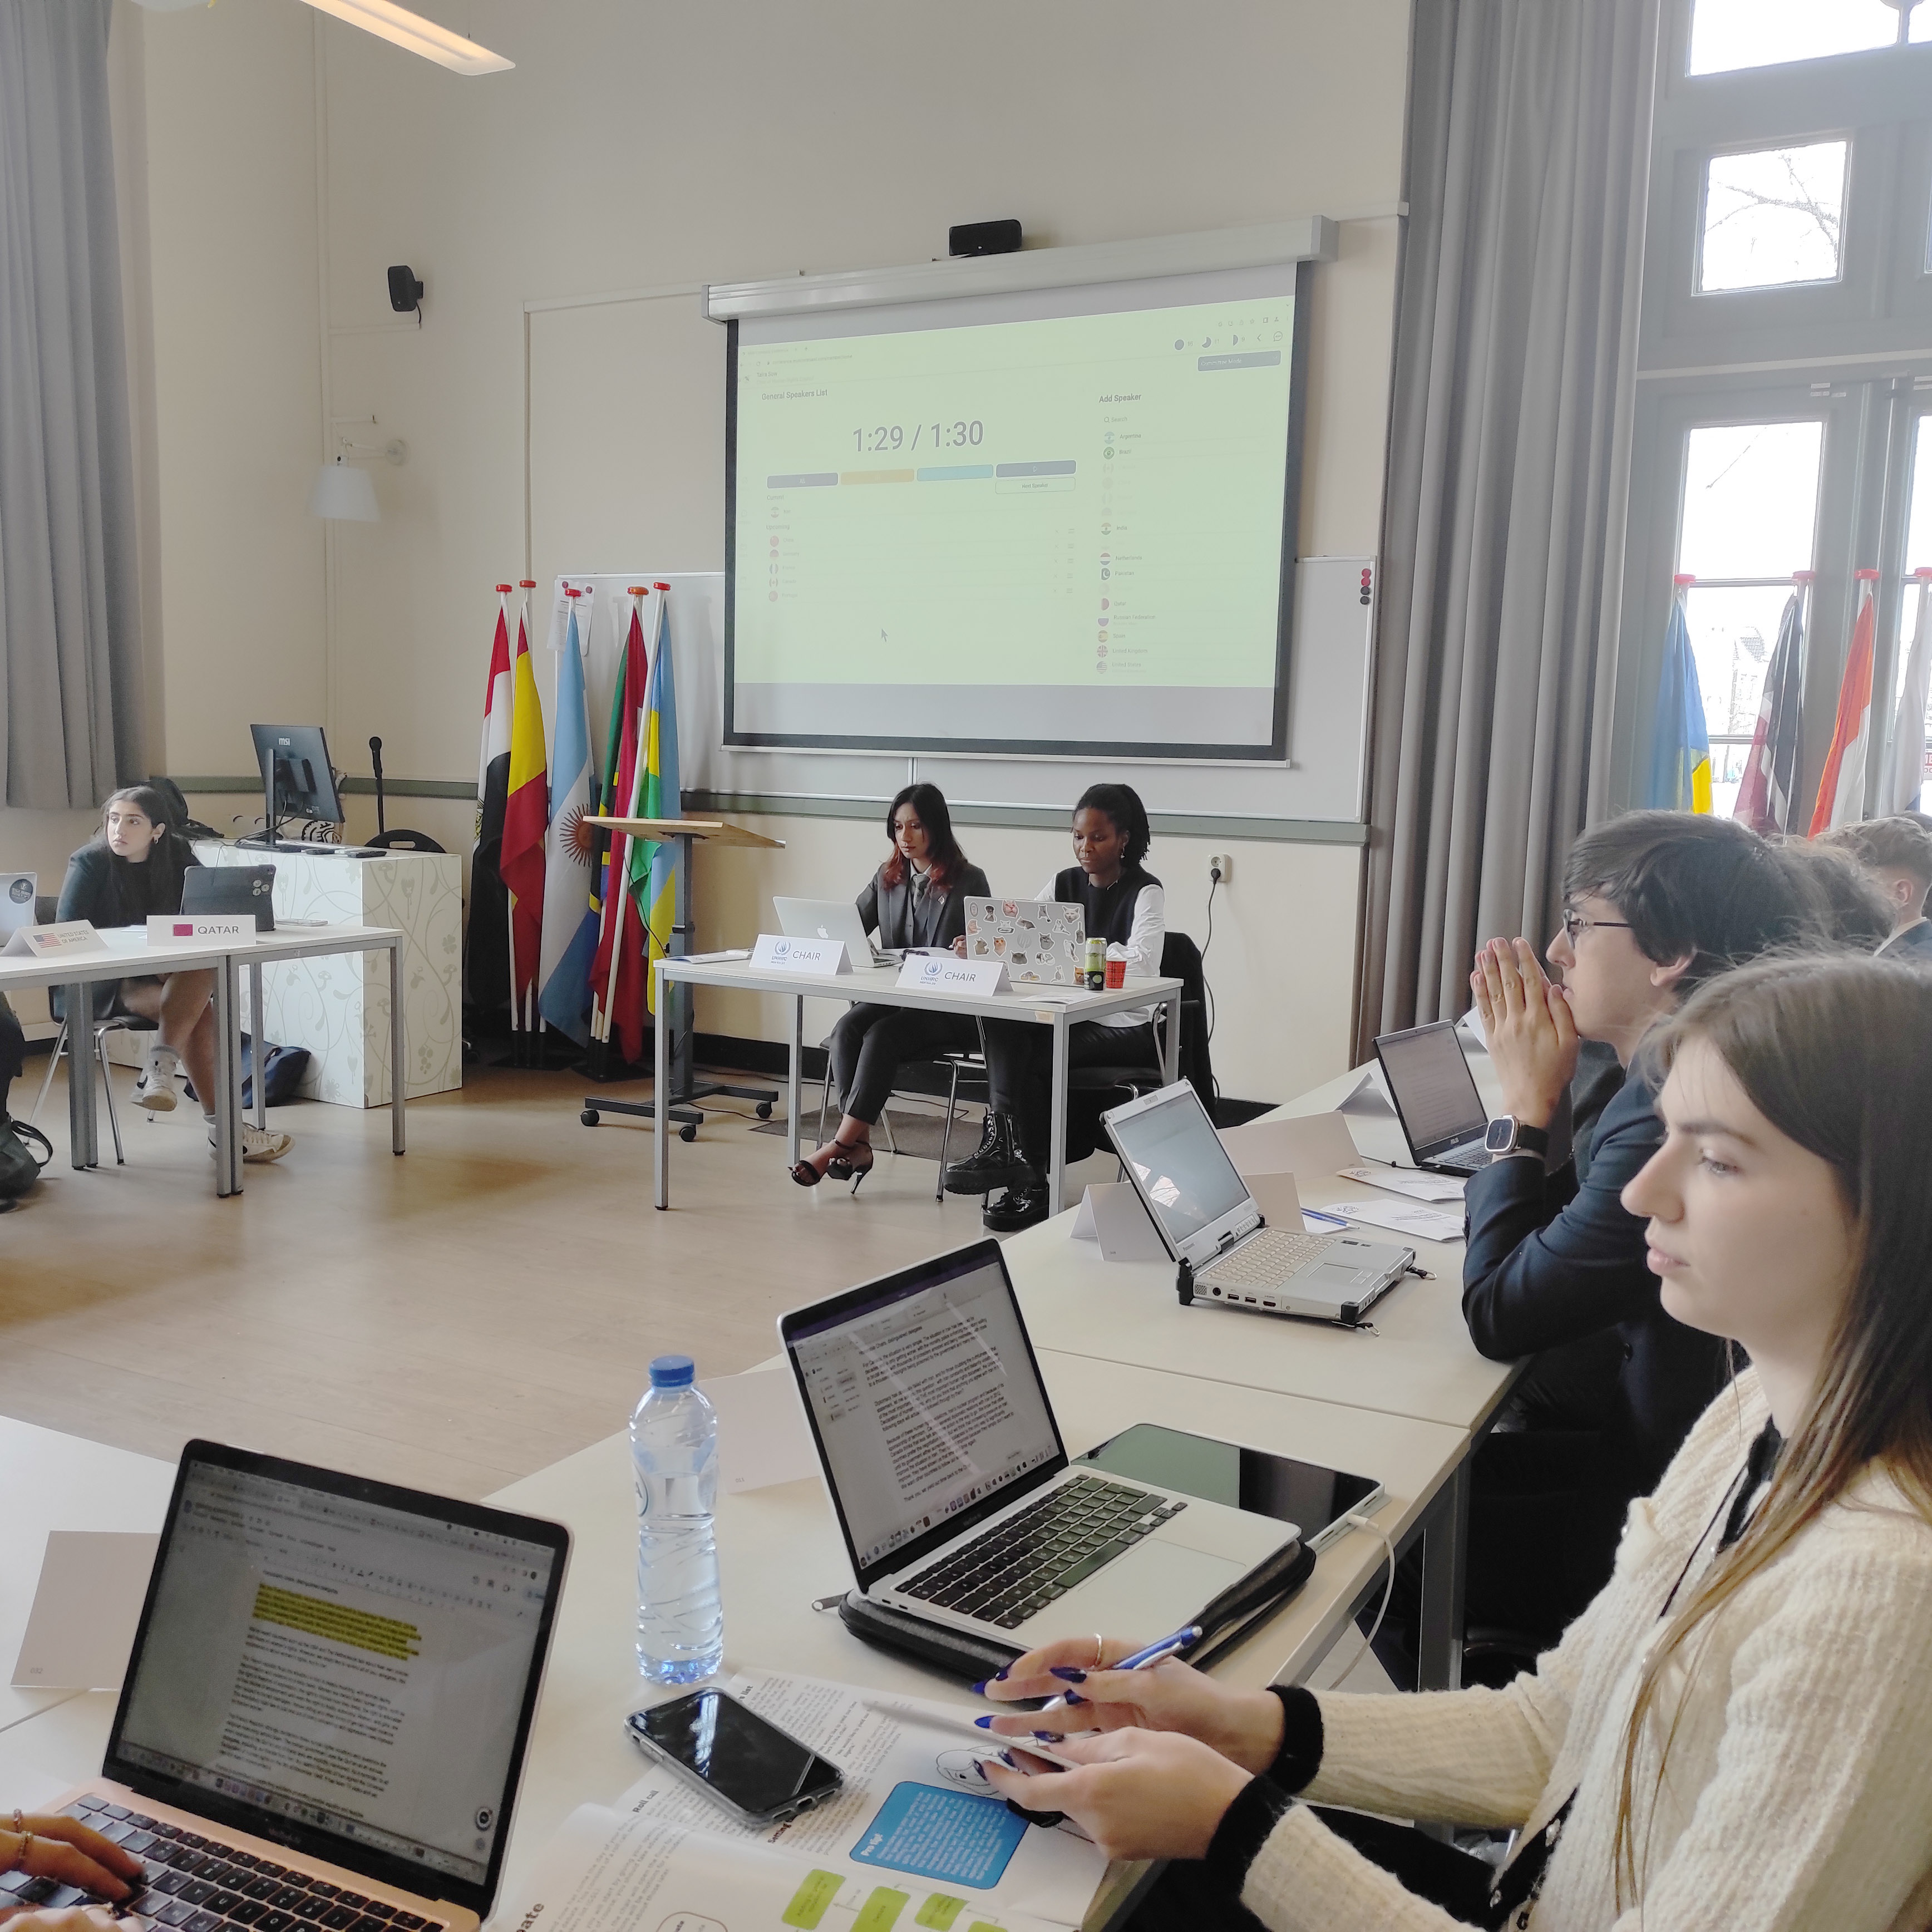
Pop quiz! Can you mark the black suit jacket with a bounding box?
[857,863,989,952]
[1462,1059,1734,1496]
[55,839,201,1018]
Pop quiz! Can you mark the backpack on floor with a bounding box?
[0,1112,53,1206]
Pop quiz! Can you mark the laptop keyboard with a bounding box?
[1200,1226,1333,1287]
[895,1473,1186,1630]
[0,1796,445,1932]
[1432,1142,1491,1172]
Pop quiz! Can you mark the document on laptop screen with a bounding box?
[790,1260,1060,1573]
[1378,1028,1483,1148]
[116,1465,556,1887]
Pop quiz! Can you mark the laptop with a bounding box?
[779,1240,1299,1647]
[962,898,1085,984]
[1103,1081,1414,1326]
[184,864,278,932]
[28,1441,569,1932]
[1374,1021,1493,1174]
[774,895,898,967]
[0,871,35,938]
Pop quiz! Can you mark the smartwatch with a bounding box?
[1484,1116,1549,1159]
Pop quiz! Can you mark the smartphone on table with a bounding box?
[625,1688,844,1826]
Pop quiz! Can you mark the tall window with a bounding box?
[1619,0,1932,820]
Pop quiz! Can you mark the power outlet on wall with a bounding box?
[1208,853,1233,884]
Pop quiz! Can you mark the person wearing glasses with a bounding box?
[1448,812,1825,1665]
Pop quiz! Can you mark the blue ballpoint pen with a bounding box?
[1029,1621,1204,1717]
[1302,1206,1351,1230]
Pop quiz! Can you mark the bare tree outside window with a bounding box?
[1701,142,1847,290]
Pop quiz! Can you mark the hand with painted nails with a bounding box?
[974,1635,1284,1773]
[981,1728,1253,1862]
[1470,935,1576,1130]
[0,1812,142,1914]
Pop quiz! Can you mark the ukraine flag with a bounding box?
[1645,596,1712,814]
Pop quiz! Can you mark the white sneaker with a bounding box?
[136,1046,180,1112]
[207,1122,294,1164]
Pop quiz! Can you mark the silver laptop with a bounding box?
[779,1240,1298,1648]
[0,871,35,937]
[31,1441,569,1932]
[963,897,1085,984]
[1374,1021,1493,1174]
[1105,1082,1414,1326]
[774,895,898,967]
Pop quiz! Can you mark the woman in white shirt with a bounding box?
[976,952,1932,1931]
[942,783,1164,1231]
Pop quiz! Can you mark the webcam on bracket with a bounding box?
[387,265,425,316]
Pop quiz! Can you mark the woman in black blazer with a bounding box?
[793,784,989,1190]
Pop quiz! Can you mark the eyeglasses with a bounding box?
[1560,908,1633,943]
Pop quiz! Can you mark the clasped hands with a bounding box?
[1470,937,1576,1132]
[974,1636,1285,1862]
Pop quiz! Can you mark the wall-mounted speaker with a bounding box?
[387,265,425,314]
[948,220,1022,258]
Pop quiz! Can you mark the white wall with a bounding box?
[131,0,1413,1097]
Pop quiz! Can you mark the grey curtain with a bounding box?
[0,0,144,809]
[1356,0,1659,1057]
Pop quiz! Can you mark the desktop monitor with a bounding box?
[250,724,345,835]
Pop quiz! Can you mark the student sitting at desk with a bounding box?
[1819,814,1932,963]
[791,784,990,1190]
[942,782,1164,1231]
[58,788,292,1165]
[1454,812,1820,1659]
[977,958,1932,1932]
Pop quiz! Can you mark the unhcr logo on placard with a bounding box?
[921,959,944,981]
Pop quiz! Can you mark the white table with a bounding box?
[651,956,1185,1214]
[0,924,405,1196]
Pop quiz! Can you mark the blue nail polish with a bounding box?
[993,1667,1011,1682]
[1033,1729,1059,1741]
[1048,1666,1087,1682]
[1062,1690,1086,1706]
[969,1680,989,1696]
[997,1750,1017,1767]
[973,1714,995,1728]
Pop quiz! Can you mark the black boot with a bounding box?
[983,1175,1052,1231]
[942,1110,1029,1194]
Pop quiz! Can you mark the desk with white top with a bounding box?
[650,955,1184,1215]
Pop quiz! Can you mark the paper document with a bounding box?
[499,1670,1105,1932]
[698,1368,817,1494]
[11,1531,159,1690]
[1314,1199,1465,1244]
[1337,1164,1466,1204]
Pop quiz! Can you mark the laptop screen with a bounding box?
[1376,1023,1485,1152]
[782,1244,1065,1586]
[107,1446,566,1913]
[1106,1084,1251,1247]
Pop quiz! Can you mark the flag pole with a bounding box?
[596,586,650,1059]
[497,584,521,1051]
[519,579,542,1064]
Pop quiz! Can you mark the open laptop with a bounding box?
[184,865,278,932]
[774,895,898,967]
[779,1240,1299,1647]
[962,898,1085,984]
[28,1441,569,1932]
[1374,1021,1493,1174]
[1,871,35,938]
[1103,1082,1414,1326]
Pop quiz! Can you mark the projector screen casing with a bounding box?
[723,260,1310,763]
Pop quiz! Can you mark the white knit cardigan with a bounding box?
[1241,1368,1932,1930]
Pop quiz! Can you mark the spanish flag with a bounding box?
[500,600,549,1017]
[1645,583,1712,814]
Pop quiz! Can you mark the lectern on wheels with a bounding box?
[577,816,783,1138]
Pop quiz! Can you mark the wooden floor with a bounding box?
[0,1062,1113,1497]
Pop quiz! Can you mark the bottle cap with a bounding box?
[649,1354,696,1388]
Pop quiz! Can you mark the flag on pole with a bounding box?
[476,590,513,845]
[500,600,549,1017]
[1808,570,1879,836]
[1876,570,1932,816]
[1645,579,1712,814]
[462,588,516,1023]
[537,592,599,1045]
[589,589,653,1062]
[628,584,682,1014]
[1733,581,1806,835]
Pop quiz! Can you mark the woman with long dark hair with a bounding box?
[57,787,292,1164]
[792,783,988,1190]
[976,953,1932,1930]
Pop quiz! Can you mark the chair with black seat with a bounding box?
[813,1025,991,1201]
[30,990,156,1167]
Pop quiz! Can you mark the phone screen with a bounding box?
[1076,1424,1379,1537]
[633,1692,839,1815]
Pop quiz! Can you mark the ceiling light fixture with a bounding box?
[295,0,512,74]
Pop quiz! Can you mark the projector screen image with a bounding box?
[725,263,1308,760]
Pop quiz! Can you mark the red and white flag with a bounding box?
[1808,571,1878,836]
[475,587,514,847]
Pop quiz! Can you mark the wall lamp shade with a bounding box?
[297,0,514,73]
[309,459,380,523]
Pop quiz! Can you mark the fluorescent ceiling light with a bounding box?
[297,0,512,74]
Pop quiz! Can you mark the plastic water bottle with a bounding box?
[630,1355,723,1683]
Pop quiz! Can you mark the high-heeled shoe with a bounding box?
[825,1136,875,1192]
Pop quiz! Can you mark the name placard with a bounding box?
[147,916,253,945]
[2,921,108,960]
[750,933,852,976]
[897,954,1011,997]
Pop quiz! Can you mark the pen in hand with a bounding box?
[1031,1623,1202,1717]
